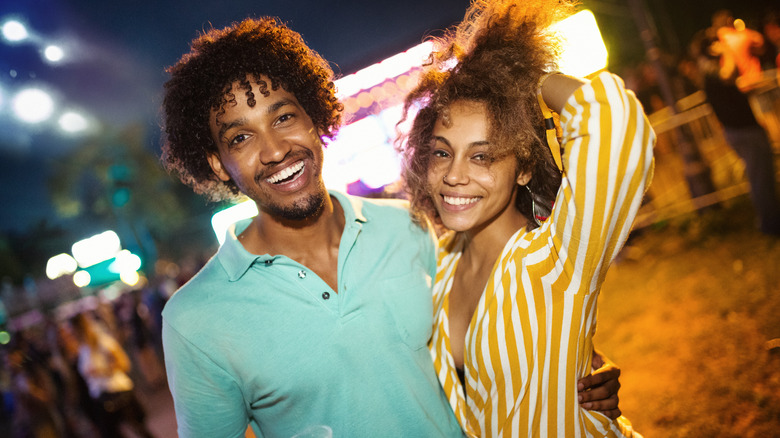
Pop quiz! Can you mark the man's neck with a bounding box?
[237,194,345,259]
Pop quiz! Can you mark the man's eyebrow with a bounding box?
[266,98,296,115]
[217,117,248,141]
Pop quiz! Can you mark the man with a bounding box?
[160,17,620,437]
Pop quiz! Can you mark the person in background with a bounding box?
[69,312,155,438]
[711,9,766,91]
[692,25,780,236]
[398,0,654,435]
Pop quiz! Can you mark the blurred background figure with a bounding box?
[691,19,780,236]
[69,312,155,438]
[762,10,780,71]
[711,9,766,91]
[117,291,165,390]
[6,330,64,438]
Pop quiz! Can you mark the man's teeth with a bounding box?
[266,161,304,184]
[443,195,479,206]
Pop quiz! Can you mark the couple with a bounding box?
[160,0,654,436]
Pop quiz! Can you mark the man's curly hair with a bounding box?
[398,0,576,228]
[161,17,343,201]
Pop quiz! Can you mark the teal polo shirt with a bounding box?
[162,191,463,438]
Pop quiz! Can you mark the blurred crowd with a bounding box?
[0,257,205,438]
[622,8,780,235]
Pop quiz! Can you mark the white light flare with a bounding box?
[71,230,122,268]
[59,111,88,133]
[44,45,64,63]
[1,20,28,43]
[12,88,54,123]
[552,10,609,78]
[46,253,78,280]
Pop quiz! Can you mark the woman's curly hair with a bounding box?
[398,0,576,228]
[161,17,343,201]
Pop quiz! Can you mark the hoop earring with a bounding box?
[526,185,541,227]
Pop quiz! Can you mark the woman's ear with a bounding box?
[516,171,532,186]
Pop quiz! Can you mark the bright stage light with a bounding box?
[1,20,28,43]
[12,88,54,123]
[552,10,608,77]
[335,41,432,98]
[44,45,64,62]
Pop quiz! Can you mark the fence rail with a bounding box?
[634,74,780,229]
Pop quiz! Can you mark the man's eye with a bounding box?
[229,134,248,146]
[276,113,295,124]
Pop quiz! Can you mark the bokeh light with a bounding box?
[73,270,91,288]
[59,111,89,133]
[44,44,64,62]
[120,270,140,286]
[71,230,121,268]
[1,20,28,43]
[46,253,78,280]
[12,88,55,123]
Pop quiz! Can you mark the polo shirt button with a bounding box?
[298,270,306,279]
[322,292,330,300]
[264,259,273,265]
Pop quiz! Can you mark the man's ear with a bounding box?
[207,153,231,182]
[516,171,532,186]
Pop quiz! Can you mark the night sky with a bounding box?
[0,0,776,234]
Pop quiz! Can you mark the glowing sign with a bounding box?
[71,230,121,268]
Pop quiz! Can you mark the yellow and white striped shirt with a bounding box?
[429,72,655,437]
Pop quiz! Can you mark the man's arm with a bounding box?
[577,350,622,420]
[163,320,250,438]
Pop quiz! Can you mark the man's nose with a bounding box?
[259,134,291,164]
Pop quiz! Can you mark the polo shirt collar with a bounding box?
[216,190,367,281]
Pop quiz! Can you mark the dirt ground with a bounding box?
[595,199,780,437]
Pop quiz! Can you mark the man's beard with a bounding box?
[263,188,327,221]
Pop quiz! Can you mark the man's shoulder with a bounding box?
[162,257,225,323]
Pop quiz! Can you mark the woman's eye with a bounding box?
[432,149,449,158]
[472,153,486,161]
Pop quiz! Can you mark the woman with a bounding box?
[70,312,156,438]
[399,0,654,436]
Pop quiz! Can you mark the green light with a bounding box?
[0,331,11,345]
